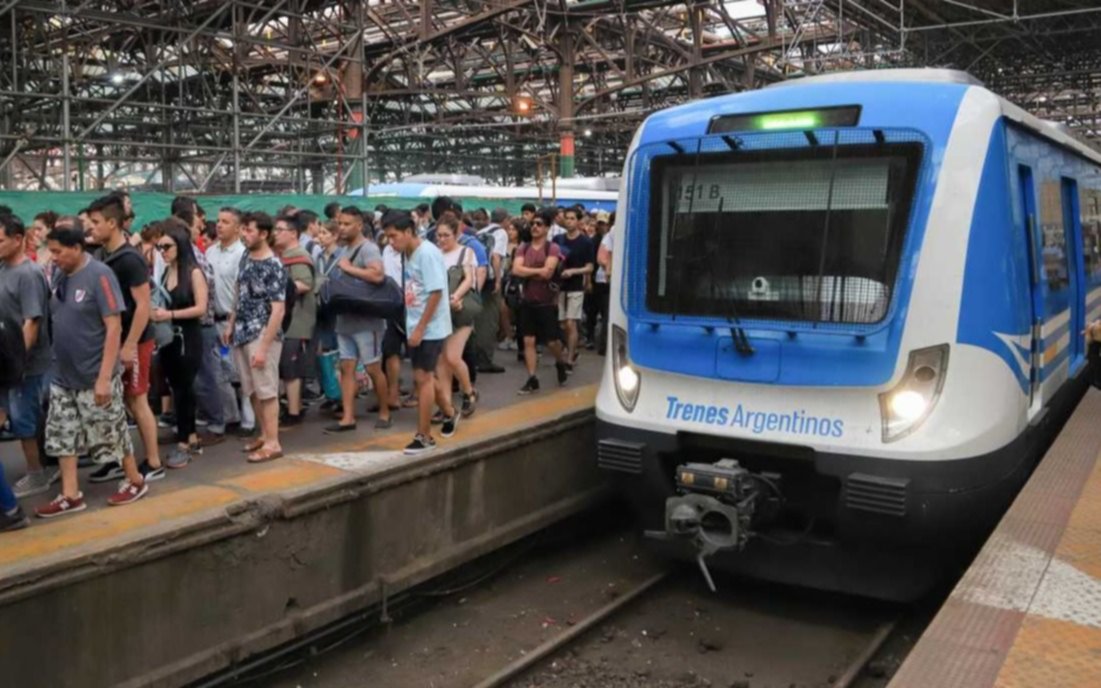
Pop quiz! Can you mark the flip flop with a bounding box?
[247,449,283,463]
[401,396,419,409]
[241,439,264,453]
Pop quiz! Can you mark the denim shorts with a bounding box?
[337,330,382,366]
[0,374,47,439]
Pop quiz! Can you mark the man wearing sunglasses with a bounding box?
[36,226,148,517]
[511,208,570,394]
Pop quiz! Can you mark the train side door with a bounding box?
[1062,177,1086,374]
[1017,165,1043,415]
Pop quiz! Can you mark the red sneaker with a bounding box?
[107,480,148,507]
[35,493,87,519]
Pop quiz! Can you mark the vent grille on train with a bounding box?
[597,439,645,474]
[845,473,909,517]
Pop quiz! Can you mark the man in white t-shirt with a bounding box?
[595,225,613,354]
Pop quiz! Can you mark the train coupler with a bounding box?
[645,459,781,592]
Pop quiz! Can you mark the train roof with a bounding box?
[638,68,1101,167]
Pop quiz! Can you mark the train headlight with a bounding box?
[878,344,949,443]
[612,325,641,412]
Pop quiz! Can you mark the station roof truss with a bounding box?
[0,1,1099,193]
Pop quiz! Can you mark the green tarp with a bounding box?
[0,191,530,231]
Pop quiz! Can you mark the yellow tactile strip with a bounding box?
[0,384,597,578]
[890,389,1101,688]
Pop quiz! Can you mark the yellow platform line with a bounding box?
[994,444,1101,688]
[0,384,598,573]
[0,485,240,567]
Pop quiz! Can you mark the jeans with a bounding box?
[0,462,17,512]
[193,325,227,433]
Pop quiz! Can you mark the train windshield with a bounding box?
[646,142,922,325]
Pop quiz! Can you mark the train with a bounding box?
[595,69,1101,601]
[353,174,619,212]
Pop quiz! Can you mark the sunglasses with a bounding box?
[155,242,175,252]
[531,220,547,227]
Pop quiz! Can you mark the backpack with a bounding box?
[281,253,315,333]
[0,316,26,387]
[476,227,497,260]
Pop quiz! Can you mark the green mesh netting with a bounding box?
[0,191,530,231]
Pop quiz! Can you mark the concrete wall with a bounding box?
[0,412,602,688]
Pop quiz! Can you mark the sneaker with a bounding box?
[441,411,460,438]
[107,480,148,506]
[89,463,125,483]
[138,460,166,483]
[281,413,303,427]
[234,425,257,438]
[157,414,176,429]
[431,410,447,425]
[195,417,210,428]
[461,391,478,417]
[0,506,30,531]
[518,376,540,395]
[35,493,87,519]
[403,434,437,456]
[556,362,569,386]
[166,447,191,469]
[13,469,60,498]
[498,341,512,351]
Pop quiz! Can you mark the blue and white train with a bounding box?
[596,69,1101,600]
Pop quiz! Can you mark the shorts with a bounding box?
[45,378,133,465]
[519,304,561,345]
[122,338,155,397]
[0,374,46,439]
[233,339,283,401]
[409,339,445,372]
[338,330,382,367]
[382,319,406,360]
[279,338,310,381]
[558,291,585,321]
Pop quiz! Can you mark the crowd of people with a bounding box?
[0,193,615,531]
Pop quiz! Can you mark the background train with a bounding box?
[595,69,1101,601]
[353,174,620,212]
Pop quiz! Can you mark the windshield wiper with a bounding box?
[668,137,704,323]
[707,197,754,356]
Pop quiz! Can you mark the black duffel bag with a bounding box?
[320,246,404,321]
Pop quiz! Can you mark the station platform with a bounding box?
[890,389,1101,688]
[0,355,606,688]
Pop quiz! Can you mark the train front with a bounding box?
[596,76,1026,601]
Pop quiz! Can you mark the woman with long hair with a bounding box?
[29,211,57,268]
[150,222,209,469]
[435,218,478,418]
[498,218,525,353]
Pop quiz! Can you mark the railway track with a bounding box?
[247,507,911,688]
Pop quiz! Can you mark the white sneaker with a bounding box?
[13,469,60,498]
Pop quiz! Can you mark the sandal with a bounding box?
[401,395,419,409]
[247,448,284,463]
[241,439,264,453]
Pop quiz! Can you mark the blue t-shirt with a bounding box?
[403,241,452,342]
[458,231,489,268]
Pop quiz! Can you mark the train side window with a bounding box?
[1039,179,1069,292]
[1081,187,1101,277]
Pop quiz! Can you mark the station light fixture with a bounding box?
[583,128,594,138]
[110,72,126,85]
[512,94,534,117]
[312,72,330,86]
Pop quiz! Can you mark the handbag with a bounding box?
[150,279,177,349]
[447,247,482,328]
[320,245,404,320]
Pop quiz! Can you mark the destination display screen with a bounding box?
[709,106,861,134]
